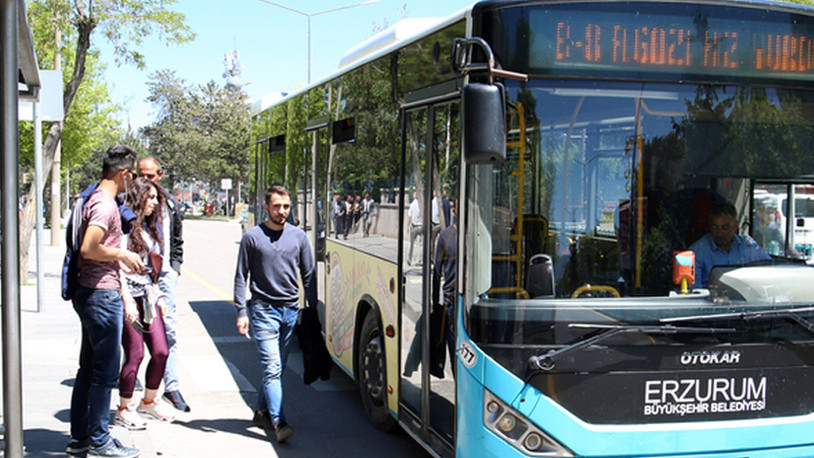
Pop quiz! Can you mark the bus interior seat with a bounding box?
[527,254,556,298]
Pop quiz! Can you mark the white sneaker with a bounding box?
[138,398,175,422]
[113,404,147,430]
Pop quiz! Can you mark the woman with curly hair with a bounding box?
[114,177,176,430]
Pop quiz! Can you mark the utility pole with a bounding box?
[50,14,61,246]
[257,0,379,84]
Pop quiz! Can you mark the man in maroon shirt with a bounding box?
[68,145,144,458]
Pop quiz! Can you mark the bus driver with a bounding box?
[689,202,770,288]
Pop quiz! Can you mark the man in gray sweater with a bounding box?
[233,185,317,443]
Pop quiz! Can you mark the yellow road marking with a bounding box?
[181,266,234,304]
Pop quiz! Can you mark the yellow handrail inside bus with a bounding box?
[571,284,621,298]
[490,103,532,299]
[487,287,530,300]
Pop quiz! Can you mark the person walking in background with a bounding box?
[344,194,354,239]
[362,192,374,237]
[115,178,176,430]
[334,193,345,239]
[432,197,458,374]
[441,186,452,228]
[430,191,442,258]
[752,201,783,255]
[336,194,348,239]
[407,190,423,265]
[138,157,189,413]
[68,145,143,458]
[353,194,362,233]
[233,185,318,443]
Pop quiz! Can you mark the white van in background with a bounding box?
[753,185,814,262]
[787,195,814,260]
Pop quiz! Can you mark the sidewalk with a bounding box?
[21,231,104,457]
[18,227,270,457]
[17,220,428,458]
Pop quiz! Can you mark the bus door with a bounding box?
[400,82,460,456]
[306,116,330,266]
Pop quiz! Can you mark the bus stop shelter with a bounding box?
[2,0,41,457]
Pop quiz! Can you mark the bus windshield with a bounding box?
[464,79,814,399]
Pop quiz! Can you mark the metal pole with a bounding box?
[307,15,311,84]
[34,101,44,313]
[65,161,70,214]
[50,11,61,246]
[1,0,24,455]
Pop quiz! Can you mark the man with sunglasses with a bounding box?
[68,145,144,458]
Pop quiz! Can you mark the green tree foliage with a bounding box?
[23,1,123,191]
[68,132,150,198]
[19,56,123,191]
[143,70,198,181]
[144,72,251,195]
[193,82,252,187]
[19,0,194,282]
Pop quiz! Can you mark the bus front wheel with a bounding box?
[357,311,397,432]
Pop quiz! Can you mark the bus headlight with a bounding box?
[524,432,543,450]
[483,390,574,457]
[498,413,518,432]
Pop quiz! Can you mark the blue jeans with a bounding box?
[249,301,299,425]
[70,286,123,446]
[159,269,180,391]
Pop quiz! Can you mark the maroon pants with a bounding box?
[119,298,168,398]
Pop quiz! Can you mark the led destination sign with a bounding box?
[530,8,814,80]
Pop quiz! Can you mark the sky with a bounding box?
[98,0,475,131]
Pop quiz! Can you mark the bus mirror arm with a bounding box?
[451,37,528,83]
[490,68,528,82]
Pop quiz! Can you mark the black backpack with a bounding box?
[60,193,87,301]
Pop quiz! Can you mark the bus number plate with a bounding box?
[459,340,477,368]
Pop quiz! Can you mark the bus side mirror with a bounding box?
[462,83,506,164]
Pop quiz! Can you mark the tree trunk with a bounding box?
[18,15,94,284]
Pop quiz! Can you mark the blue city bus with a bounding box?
[251,1,814,456]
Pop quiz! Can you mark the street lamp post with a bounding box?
[257,0,379,84]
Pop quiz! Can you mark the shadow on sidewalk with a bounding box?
[169,417,271,441]
[23,428,71,457]
[188,299,257,409]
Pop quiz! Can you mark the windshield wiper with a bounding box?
[527,323,736,372]
[660,305,814,334]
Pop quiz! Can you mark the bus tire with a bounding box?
[357,310,397,432]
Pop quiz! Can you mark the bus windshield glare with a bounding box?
[464,79,814,422]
